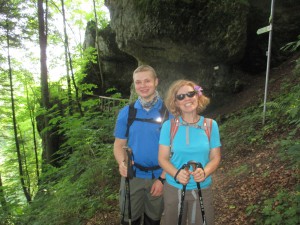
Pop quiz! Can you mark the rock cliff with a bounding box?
[84,0,300,110]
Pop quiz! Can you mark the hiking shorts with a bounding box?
[162,182,215,225]
[119,177,164,222]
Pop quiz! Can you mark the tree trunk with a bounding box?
[6,18,31,202]
[25,84,40,180]
[60,0,83,117]
[37,0,56,166]
[93,0,104,89]
[60,0,73,116]
[0,172,10,216]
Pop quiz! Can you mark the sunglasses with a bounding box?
[175,91,197,101]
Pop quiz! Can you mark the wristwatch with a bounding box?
[158,176,166,185]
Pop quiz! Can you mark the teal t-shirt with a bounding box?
[159,116,221,190]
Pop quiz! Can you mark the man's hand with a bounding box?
[119,161,128,177]
[150,179,164,197]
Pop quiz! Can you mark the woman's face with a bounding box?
[133,70,158,101]
[175,85,198,114]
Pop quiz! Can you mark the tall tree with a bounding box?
[6,13,31,202]
[60,0,83,116]
[37,0,56,166]
[0,172,10,218]
[60,0,73,115]
[92,0,104,89]
[25,80,40,180]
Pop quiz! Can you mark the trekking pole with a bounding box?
[121,147,134,225]
[125,177,131,225]
[178,164,189,225]
[188,160,207,225]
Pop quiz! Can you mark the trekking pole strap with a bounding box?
[174,168,181,183]
[174,164,189,183]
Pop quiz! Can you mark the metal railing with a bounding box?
[98,95,129,112]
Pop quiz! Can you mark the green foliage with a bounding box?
[20,146,119,224]
[18,108,120,225]
[9,66,125,224]
[277,142,300,169]
[1,0,111,224]
[246,189,299,225]
[19,73,125,224]
[63,0,109,29]
[0,56,42,222]
[219,107,263,157]
[281,34,300,53]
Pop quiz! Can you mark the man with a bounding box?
[114,65,168,225]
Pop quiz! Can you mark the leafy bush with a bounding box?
[246,189,299,225]
[19,144,119,225]
[17,96,121,224]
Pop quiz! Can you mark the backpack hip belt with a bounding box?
[134,163,161,172]
[133,162,161,179]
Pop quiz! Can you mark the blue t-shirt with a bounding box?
[159,116,221,190]
[114,99,169,179]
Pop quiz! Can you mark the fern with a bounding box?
[281,34,300,53]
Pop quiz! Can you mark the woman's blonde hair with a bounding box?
[165,79,210,117]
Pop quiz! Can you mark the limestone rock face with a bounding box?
[84,0,300,109]
[103,0,249,107]
[83,21,137,98]
[105,0,248,64]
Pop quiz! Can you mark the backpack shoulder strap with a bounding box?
[159,103,169,123]
[125,102,137,138]
[203,118,213,141]
[170,117,179,149]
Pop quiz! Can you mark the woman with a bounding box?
[159,79,221,225]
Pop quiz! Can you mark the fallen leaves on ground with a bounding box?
[213,147,298,225]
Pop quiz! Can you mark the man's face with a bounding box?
[133,70,158,101]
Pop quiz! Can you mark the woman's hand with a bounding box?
[191,168,206,182]
[176,169,191,185]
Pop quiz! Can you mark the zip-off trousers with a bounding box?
[120,177,164,223]
[162,182,215,225]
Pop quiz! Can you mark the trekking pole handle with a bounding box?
[174,163,190,184]
[187,160,203,170]
[187,160,206,180]
[123,146,134,179]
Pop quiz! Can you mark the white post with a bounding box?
[262,0,275,125]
